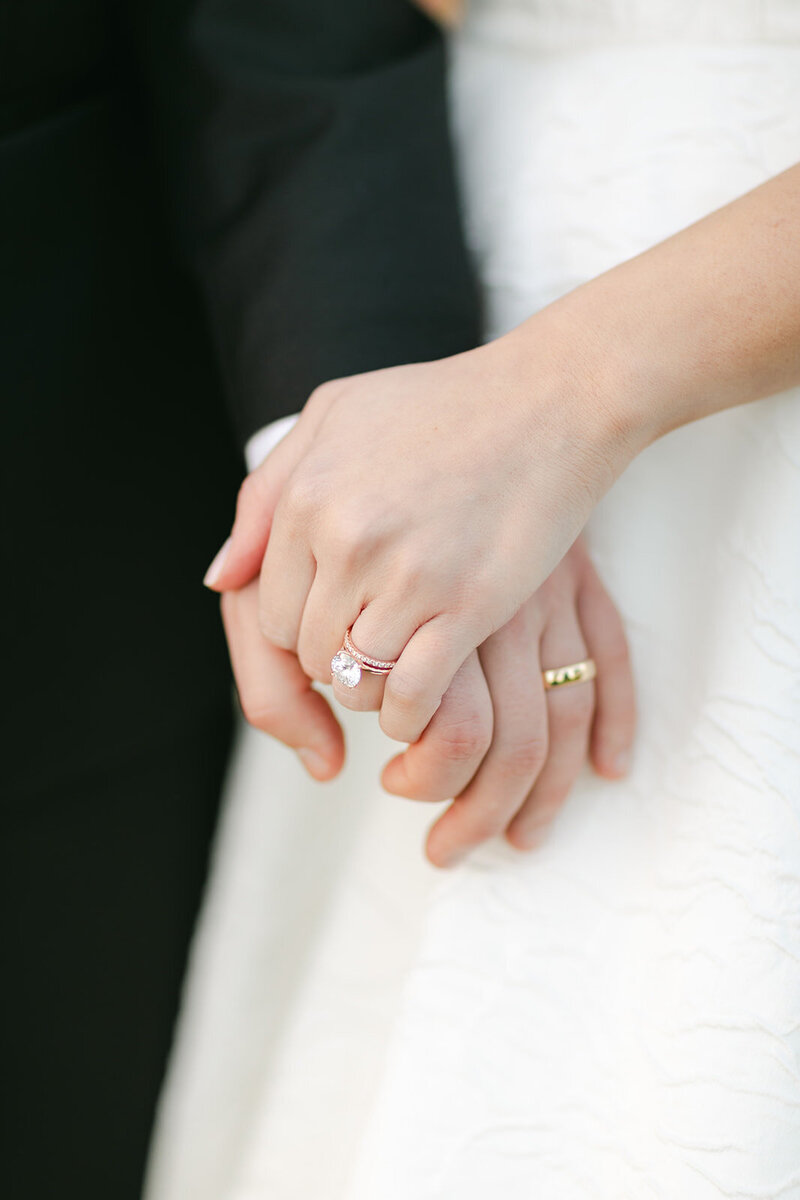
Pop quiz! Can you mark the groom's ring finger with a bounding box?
[506,624,594,850]
[542,658,597,690]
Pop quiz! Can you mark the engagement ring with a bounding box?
[331,628,398,688]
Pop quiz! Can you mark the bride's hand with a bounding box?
[344,536,635,866]
[206,324,637,747]
[207,161,800,752]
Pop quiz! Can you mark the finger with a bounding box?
[296,569,365,688]
[506,614,594,850]
[331,666,387,712]
[381,650,492,805]
[372,613,480,745]
[334,597,422,722]
[204,424,309,592]
[577,561,636,779]
[256,485,318,651]
[221,581,344,780]
[205,381,341,592]
[425,607,548,869]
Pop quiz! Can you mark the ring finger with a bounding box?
[506,611,595,850]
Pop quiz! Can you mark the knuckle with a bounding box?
[391,547,434,596]
[497,736,548,779]
[555,687,595,732]
[257,609,294,650]
[438,714,491,764]
[379,706,417,744]
[239,691,278,732]
[297,649,328,685]
[322,505,376,564]
[283,469,327,522]
[401,759,446,802]
[386,667,429,716]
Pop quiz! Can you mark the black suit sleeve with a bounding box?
[136,0,482,446]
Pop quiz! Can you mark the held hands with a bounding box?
[208,328,636,746]
[356,535,635,864]
[212,162,800,756]
[209,326,638,864]
[208,165,800,860]
[219,532,635,868]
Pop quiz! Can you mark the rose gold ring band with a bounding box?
[330,627,398,689]
[342,628,397,673]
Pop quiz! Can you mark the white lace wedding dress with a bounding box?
[146,3,800,1197]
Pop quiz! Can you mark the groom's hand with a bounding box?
[221,580,345,780]
[204,334,636,755]
[222,539,635,870]
[339,537,636,867]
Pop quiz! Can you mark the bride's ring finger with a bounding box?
[506,616,595,850]
[328,625,397,713]
[330,662,387,712]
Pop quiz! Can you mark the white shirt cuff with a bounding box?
[244,413,300,472]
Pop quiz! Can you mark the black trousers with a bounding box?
[2,706,233,1199]
[2,88,243,1198]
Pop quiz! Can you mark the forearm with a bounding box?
[512,162,800,457]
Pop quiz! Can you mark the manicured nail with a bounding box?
[298,748,329,777]
[203,537,231,588]
[613,749,630,775]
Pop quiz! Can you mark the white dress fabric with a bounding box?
[145,3,800,1197]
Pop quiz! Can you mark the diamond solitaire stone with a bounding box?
[331,650,361,688]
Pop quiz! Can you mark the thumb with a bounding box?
[203,380,343,592]
[203,427,303,591]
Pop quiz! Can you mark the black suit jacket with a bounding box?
[1,0,480,794]
[141,0,483,443]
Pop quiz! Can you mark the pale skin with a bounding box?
[219,534,636,866]
[209,162,800,864]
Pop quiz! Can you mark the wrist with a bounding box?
[496,300,653,492]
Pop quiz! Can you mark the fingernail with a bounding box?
[298,748,330,777]
[203,537,231,588]
[441,849,468,869]
[613,749,630,775]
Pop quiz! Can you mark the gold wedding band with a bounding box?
[542,658,597,690]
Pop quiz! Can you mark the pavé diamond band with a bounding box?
[330,627,398,689]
